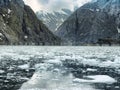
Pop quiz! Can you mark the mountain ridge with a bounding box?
[0,0,61,45]
[36,9,73,33]
[56,0,120,45]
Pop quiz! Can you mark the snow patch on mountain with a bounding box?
[36,9,73,33]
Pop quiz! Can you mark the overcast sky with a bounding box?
[23,0,92,12]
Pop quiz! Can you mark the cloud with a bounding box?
[23,0,92,12]
[23,0,42,12]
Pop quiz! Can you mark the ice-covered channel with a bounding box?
[0,46,120,90]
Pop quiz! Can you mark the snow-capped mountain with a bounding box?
[36,9,73,33]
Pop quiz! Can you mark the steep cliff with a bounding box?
[0,0,61,45]
[56,0,120,45]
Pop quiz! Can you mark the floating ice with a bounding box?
[0,46,120,90]
[18,64,29,69]
[73,75,116,84]
[20,72,98,90]
[0,70,4,73]
[86,68,97,72]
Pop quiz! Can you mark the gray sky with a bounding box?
[23,0,92,12]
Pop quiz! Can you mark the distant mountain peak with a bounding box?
[36,8,73,33]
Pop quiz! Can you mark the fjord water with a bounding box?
[0,46,120,90]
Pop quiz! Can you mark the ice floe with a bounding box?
[18,64,29,69]
[73,75,116,84]
[0,46,120,90]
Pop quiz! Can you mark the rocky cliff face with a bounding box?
[0,0,61,45]
[56,0,120,45]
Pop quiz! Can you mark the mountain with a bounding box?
[0,0,61,45]
[56,0,120,45]
[36,9,72,33]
